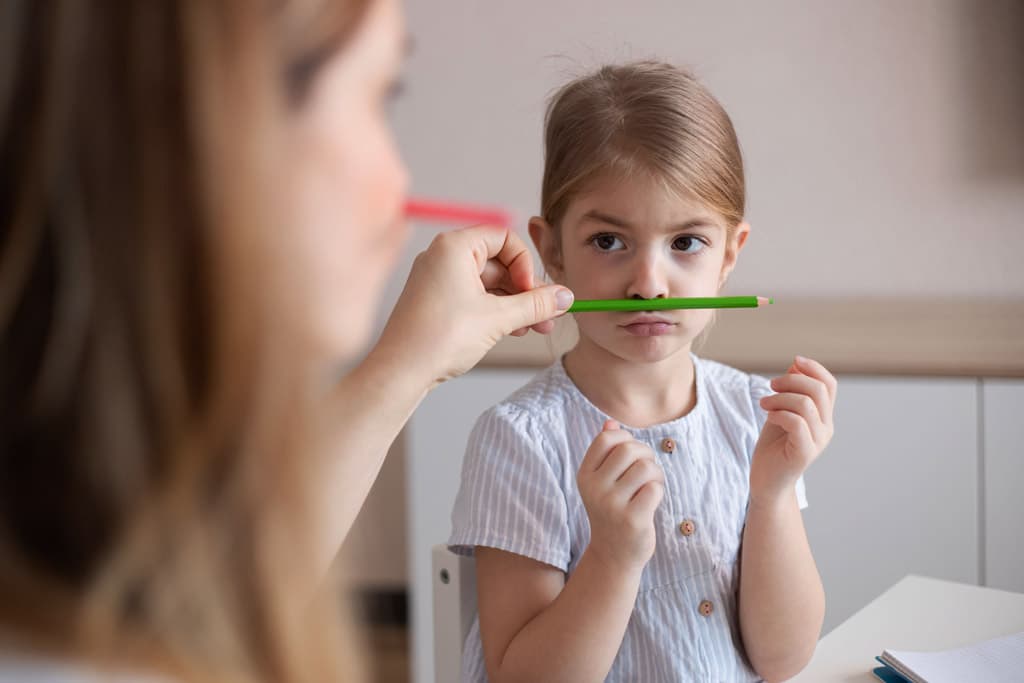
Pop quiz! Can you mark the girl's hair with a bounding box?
[1,1,370,682]
[541,60,745,231]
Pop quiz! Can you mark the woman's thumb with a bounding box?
[497,285,573,334]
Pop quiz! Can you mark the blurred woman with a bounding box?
[0,1,572,680]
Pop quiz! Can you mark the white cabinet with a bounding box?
[802,378,978,633]
[406,369,539,683]
[983,379,1024,593]
[406,372,989,681]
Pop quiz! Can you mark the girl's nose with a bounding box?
[625,252,669,300]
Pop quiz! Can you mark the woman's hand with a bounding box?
[750,355,837,505]
[375,225,574,389]
[578,420,665,575]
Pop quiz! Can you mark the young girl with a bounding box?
[449,61,836,682]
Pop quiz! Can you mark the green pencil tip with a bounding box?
[769,298,775,305]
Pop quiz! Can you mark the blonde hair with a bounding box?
[1,1,371,682]
[541,60,745,231]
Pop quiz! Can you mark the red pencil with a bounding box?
[404,197,512,229]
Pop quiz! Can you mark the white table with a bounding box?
[788,575,1024,682]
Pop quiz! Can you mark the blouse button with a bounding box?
[679,519,696,537]
[660,438,676,454]
[698,600,714,617]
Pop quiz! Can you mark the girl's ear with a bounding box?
[528,216,565,284]
[719,221,750,289]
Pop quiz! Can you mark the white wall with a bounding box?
[391,0,1024,299]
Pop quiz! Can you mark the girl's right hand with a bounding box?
[578,420,665,575]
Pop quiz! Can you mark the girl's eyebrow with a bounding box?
[580,209,721,232]
[581,209,632,229]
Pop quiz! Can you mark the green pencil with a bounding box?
[567,296,773,313]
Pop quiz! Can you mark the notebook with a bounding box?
[870,631,1024,683]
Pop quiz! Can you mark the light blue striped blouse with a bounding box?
[449,354,808,682]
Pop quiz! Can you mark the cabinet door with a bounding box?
[983,379,1024,593]
[406,368,539,683]
[803,377,978,633]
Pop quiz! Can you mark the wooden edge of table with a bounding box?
[480,298,1024,378]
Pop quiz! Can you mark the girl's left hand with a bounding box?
[750,355,837,504]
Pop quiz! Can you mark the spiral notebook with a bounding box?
[871,631,1024,683]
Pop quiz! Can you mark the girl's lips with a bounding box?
[621,314,672,325]
[622,321,675,336]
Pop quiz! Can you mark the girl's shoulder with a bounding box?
[473,361,582,435]
[696,355,770,392]
[694,355,772,421]
[462,362,584,471]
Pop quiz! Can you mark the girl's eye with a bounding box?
[590,233,625,251]
[673,235,706,254]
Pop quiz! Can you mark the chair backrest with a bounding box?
[431,544,477,683]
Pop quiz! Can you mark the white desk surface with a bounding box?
[787,575,1024,682]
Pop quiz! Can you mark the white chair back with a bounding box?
[431,544,477,682]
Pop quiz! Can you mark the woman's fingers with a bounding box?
[480,259,517,294]
[455,224,536,293]
[529,319,556,335]
[380,225,571,387]
[460,226,573,331]
[493,284,573,335]
[485,273,562,337]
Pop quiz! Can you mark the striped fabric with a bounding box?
[449,354,807,682]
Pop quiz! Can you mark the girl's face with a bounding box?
[532,172,749,365]
[282,0,409,362]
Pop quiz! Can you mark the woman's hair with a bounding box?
[1,1,370,681]
[541,60,745,232]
